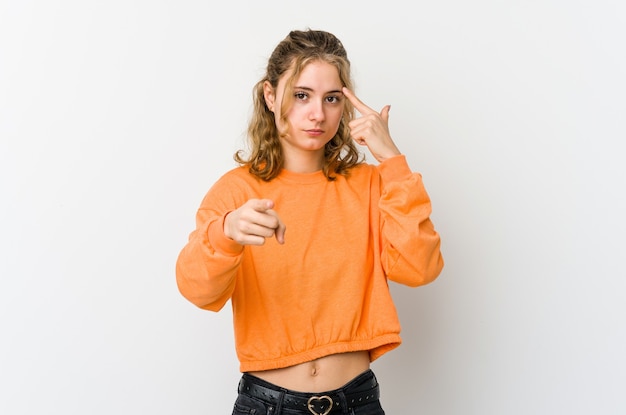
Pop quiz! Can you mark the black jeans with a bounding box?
[231,369,385,415]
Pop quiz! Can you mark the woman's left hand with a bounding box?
[342,87,401,163]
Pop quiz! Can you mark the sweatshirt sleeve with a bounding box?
[175,178,245,311]
[377,155,444,287]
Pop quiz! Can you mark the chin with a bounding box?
[304,138,332,149]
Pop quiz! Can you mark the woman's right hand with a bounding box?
[223,199,286,245]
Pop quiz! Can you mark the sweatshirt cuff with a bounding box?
[207,213,244,256]
[376,154,414,183]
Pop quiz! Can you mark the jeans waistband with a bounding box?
[238,369,380,414]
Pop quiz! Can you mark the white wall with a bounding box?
[1,1,624,414]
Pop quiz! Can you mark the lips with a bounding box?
[305,129,324,136]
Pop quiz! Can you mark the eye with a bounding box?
[294,91,308,100]
[325,95,342,104]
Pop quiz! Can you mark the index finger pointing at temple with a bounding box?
[342,87,375,115]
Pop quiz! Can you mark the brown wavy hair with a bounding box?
[234,29,363,181]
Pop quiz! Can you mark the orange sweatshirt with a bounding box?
[176,155,444,372]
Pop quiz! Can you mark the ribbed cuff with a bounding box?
[207,213,244,256]
[376,154,414,182]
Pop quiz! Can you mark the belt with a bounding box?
[238,374,380,415]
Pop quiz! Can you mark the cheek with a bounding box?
[282,106,302,126]
[329,107,344,126]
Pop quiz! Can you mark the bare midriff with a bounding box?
[248,351,371,392]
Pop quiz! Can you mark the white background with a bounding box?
[1,1,625,414]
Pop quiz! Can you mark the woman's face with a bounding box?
[264,60,344,166]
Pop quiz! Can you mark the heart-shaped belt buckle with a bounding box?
[307,395,333,415]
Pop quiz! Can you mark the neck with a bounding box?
[282,149,324,173]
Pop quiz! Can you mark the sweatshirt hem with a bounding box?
[237,333,402,372]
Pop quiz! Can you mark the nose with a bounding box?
[308,99,325,122]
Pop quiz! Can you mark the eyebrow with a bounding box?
[294,86,344,95]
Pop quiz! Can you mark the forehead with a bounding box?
[282,60,342,90]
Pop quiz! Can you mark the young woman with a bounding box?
[176,29,444,415]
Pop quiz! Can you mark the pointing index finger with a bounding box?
[342,87,375,115]
[252,199,275,212]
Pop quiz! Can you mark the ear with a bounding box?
[263,81,275,112]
